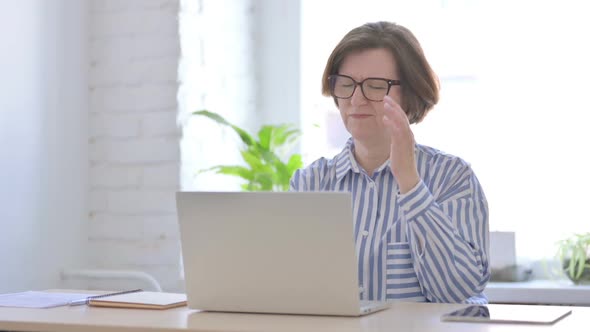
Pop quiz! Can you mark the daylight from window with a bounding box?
[300,0,590,261]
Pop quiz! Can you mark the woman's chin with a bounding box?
[349,131,380,144]
[346,126,388,144]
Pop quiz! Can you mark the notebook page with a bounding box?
[0,291,94,308]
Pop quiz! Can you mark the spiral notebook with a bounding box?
[82,290,187,310]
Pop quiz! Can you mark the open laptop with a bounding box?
[176,191,389,316]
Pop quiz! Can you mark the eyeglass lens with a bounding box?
[330,76,390,101]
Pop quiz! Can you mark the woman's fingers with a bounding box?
[382,96,419,192]
[383,96,409,126]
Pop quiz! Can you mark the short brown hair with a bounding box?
[321,21,439,124]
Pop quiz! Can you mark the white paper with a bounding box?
[0,291,94,308]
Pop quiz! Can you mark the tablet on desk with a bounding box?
[441,304,572,325]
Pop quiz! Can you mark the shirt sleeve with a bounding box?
[397,165,490,303]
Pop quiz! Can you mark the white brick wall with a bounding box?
[88,0,182,291]
[87,0,264,292]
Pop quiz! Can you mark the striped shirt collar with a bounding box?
[334,138,392,181]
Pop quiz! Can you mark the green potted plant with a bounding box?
[192,110,303,191]
[556,232,590,284]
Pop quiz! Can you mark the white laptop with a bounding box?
[176,191,390,316]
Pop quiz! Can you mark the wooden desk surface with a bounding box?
[0,302,587,332]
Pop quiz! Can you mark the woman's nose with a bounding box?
[350,85,367,106]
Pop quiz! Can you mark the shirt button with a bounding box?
[362,230,369,237]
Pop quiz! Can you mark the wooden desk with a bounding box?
[0,302,586,332]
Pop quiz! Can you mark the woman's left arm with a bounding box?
[398,165,490,303]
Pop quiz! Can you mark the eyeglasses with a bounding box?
[328,74,401,102]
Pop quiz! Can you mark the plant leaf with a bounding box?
[286,154,303,174]
[257,125,273,150]
[241,149,265,170]
[211,165,254,181]
[192,110,255,147]
[253,172,274,191]
[271,125,300,150]
[574,243,585,279]
[192,110,303,192]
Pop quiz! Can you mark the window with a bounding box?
[300,0,590,261]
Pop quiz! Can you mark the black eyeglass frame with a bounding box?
[328,74,402,102]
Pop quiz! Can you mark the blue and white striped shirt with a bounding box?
[290,138,490,303]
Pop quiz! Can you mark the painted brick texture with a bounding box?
[88,0,182,291]
[88,0,258,292]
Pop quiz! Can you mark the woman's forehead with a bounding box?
[338,48,398,79]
